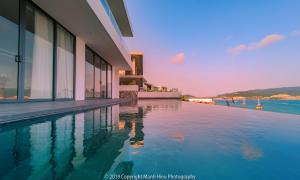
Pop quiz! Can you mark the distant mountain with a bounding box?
[182,94,197,98]
[180,94,197,101]
[217,86,300,99]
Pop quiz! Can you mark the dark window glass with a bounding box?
[85,48,94,98]
[101,60,107,98]
[94,56,101,98]
[0,0,19,100]
[85,47,111,99]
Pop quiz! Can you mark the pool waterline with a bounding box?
[0,100,300,180]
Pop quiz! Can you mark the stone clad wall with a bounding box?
[119,91,138,100]
[119,85,181,100]
[138,92,181,99]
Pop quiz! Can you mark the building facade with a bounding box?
[119,52,145,88]
[0,0,133,103]
[125,52,143,76]
[119,52,181,99]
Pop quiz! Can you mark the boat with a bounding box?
[242,98,246,107]
[256,97,262,110]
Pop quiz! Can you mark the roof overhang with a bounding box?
[33,0,132,70]
[107,0,133,37]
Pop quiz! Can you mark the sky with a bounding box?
[124,0,300,97]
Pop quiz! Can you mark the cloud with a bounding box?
[291,30,300,37]
[228,34,285,55]
[171,52,185,64]
[228,44,248,55]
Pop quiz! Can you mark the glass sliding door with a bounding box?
[85,48,94,98]
[85,46,112,99]
[1,1,77,102]
[56,25,74,99]
[100,61,107,98]
[0,0,19,101]
[24,5,54,100]
[94,56,101,98]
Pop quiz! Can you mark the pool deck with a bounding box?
[0,99,130,125]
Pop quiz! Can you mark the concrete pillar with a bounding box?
[72,113,86,167]
[112,105,119,129]
[112,66,120,99]
[75,37,86,100]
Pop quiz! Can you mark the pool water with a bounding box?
[0,100,300,180]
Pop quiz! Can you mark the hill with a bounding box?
[180,94,197,101]
[217,86,300,99]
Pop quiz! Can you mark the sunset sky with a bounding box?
[124,0,300,97]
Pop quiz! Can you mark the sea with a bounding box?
[215,99,300,115]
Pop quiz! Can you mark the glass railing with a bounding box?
[100,0,123,38]
[100,0,129,53]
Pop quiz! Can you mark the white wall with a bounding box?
[112,105,119,129]
[75,37,86,100]
[73,113,86,167]
[112,66,120,99]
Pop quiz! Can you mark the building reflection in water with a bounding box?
[118,99,181,149]
[119,106,146,148]
[0,106,115,179]
[0,100,182,179]
[107,100,181,175]
[106,102,148,176]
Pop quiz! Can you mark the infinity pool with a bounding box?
[0,100,300,180]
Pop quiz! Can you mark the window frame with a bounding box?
[54,24,76,101]
[85,46,112,99]
[107,64,112,99]
[23,0,76,102]
[85,47,95,99]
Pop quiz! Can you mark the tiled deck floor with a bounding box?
[0,99,129,125]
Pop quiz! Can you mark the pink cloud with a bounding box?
[228,34,285,55]
[228,44,247,55]
[171,52,185,64]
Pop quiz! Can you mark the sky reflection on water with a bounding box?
[0,100,300,180]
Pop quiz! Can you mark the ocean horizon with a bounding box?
[215,100,300,115]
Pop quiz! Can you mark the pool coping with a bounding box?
[0,99,131,125]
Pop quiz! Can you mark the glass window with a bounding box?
[94,56,101,98]
[107,65,112,98]
[56,25,74,99]
[85,48,94,98]
[85,47,111,99]
[0,0,19,100]
[100,60,107,98]
[24,5,54,99]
